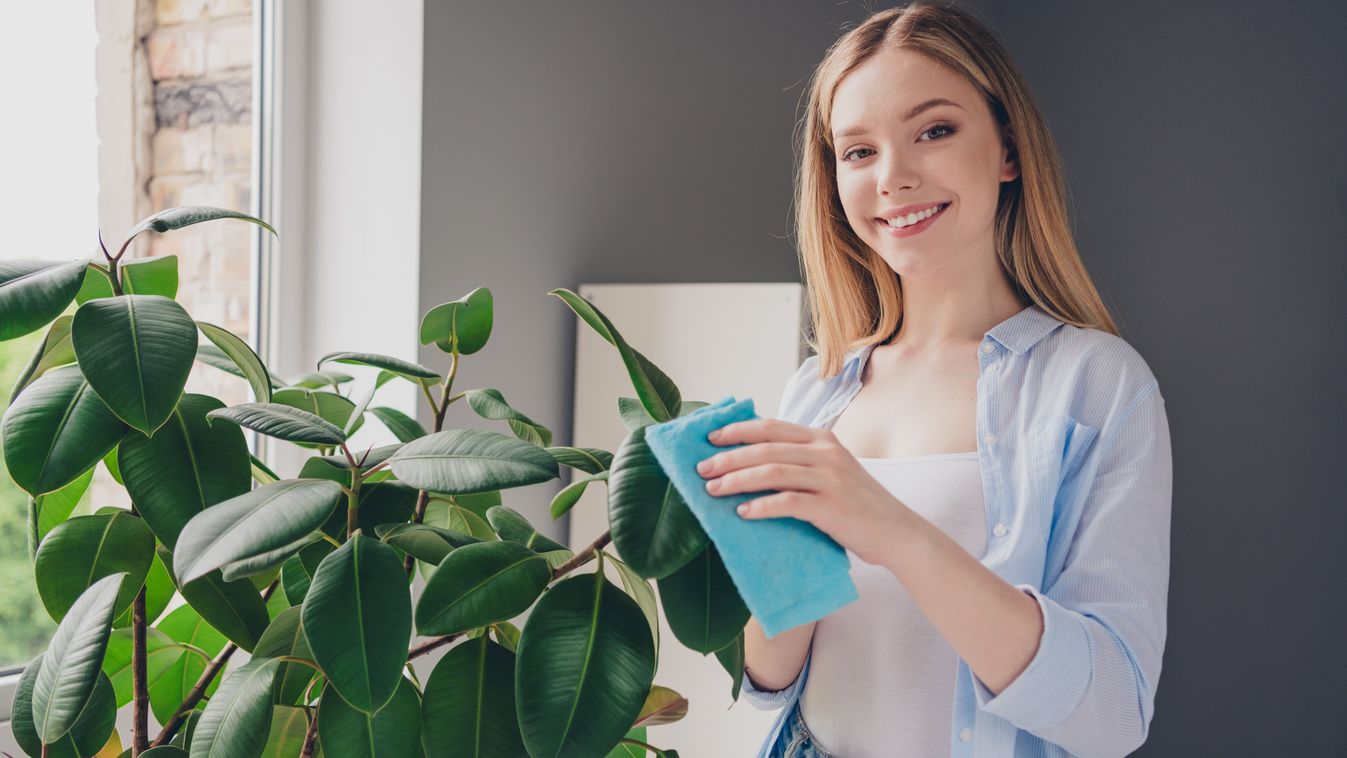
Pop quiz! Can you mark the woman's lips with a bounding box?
[875,202,950,238]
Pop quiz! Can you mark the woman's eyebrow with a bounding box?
[832,98,964,140]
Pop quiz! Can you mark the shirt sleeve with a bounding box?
[971,382,1172,757]
[739,648,811,711]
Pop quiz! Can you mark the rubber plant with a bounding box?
[1,206,753,757]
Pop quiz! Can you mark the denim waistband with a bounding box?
[772,700,841,758]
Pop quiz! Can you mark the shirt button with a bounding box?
[980,342,994,354]
[983,432,996,445]
[959,728,973,742]
[993,523,1008,537]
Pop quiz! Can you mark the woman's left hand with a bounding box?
[699,417,916,566]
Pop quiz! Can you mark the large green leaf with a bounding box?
[415,541,552,637]
[10,313,76,403]
[120,254,179,297]
[261,706,311,758]
[119,393,252,549]
[420,635,524,757]
[172,478,343,584]
[317,676,422,757]
[35,511,155,623]
[485,505,570,553]
[656,543,750,654]
[205,402,345,445]
[30,573,126,743]
[101,627,184,708]
[514,569,656,758]
[196,343,285,390]
[270,388,364,443]
[11,657,117,758]
[31,466,93,553]
[386,428,559,494]
[198,321,273,403]
[302,533,411,713]
[121,205,277,249]
[317,351,439,382]
[549,470,608,520]
[369,406,426,443]
[375,522,481,566]
[113,549,174,628]
[419,287,493,355]
[549,287,681,423]
[607,425,709,579]
[253,606,319,707]
[1,364,126,496]
[0,259,88,341]
[163,547,270,652]
[607,552,660,663]
[544,446,614,476]
[463,388,553,447]
[70,294,198,434]
[712,630,746,701]
[188,657,281,758]
[279,540,332,606]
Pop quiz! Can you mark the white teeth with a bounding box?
[885,203,945,228]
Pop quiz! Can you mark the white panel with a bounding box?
[568,282,803,756]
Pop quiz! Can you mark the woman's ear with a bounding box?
[1000,125,1020,182]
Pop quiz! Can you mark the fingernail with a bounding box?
[696,460,710,474]
[708,429,722,441]
[737,504,750,516]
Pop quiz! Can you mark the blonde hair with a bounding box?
[791,0,1120,379]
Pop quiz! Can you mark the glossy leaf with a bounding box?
[120,255,179,298]
[657,542,750,654]
[189,657,281,758]
[514,570,656,758]
[271,387,364,443]
[11,657,117,758]
[633,685,689,728]
[206,402,345,445]
[607,425,709,579]
[173,478,343,584]
[485,505,570,553]
[550,287,681,423]
[713,630,746,701]
[2,365,125,496]
[369,405,426,442]
[121,205,276,248]
[31,466,94,553]
[287,371,352,390]
[387,428,559,494]
[101,627,182,708]
[196,343,285,390]
[549,470,607,520]
[198,321,273,403]
[119,393,252,549]
[607,552,660,662]
[0,259,88,341]
[317,676,422,757]
[544,445,613,476]
[70,294,198,434]
[419,287,493,355]
[10,314,76,403]
[35,512,154,623]
[164,547,270,652]
[113,550,173,629]
[279,540,332,606]
[302,533,411,713]
[31,573,126,743]
[375,522,481,566]
[464,388,552,446]
[415,540,552,637]
[152,604,228,723]
[420,635,524,757]
[318,350,439,382]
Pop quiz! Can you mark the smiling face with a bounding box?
[830,46,1019,279]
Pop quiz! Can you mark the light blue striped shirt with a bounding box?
[741,303,1172,758]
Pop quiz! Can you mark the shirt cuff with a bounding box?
[739,667,803,711]
[971,583,1093,730]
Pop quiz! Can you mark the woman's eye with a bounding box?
[841,147,874,162]
[920,124,956,141]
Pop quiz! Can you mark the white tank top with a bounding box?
[798,452,988,757]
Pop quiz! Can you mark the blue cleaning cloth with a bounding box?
[644,395,858,639]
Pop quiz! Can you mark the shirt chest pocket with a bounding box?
[1024,414,1101,541]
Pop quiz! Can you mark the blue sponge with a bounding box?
[644,395,858,638]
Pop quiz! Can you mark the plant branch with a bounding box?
[150,579,280,747]
[300,707,320,757]
[407,528,612,659]
[131,586,149,755]
[404,353,460,574]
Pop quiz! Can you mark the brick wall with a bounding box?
[93,0,256,507]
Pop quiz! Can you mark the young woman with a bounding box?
[698,3,1173,756]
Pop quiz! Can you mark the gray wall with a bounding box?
[418,1,1345,754]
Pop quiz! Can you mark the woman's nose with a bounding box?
[876,153,919,195]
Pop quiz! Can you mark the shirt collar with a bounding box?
[843,303,1063,374]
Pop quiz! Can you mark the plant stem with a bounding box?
[300,707,320,757]
[407,528,612,660]
[404,353,460,574]
[131,586,149,755]
[347,469,362,539]
[150,579,279,747]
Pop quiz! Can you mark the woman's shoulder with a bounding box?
[1042,321,1161,394]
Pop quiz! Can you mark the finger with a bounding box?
[706,461,822,498]
[698,441,823,479]
[708,417,819,446]
[737,491,811,521]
